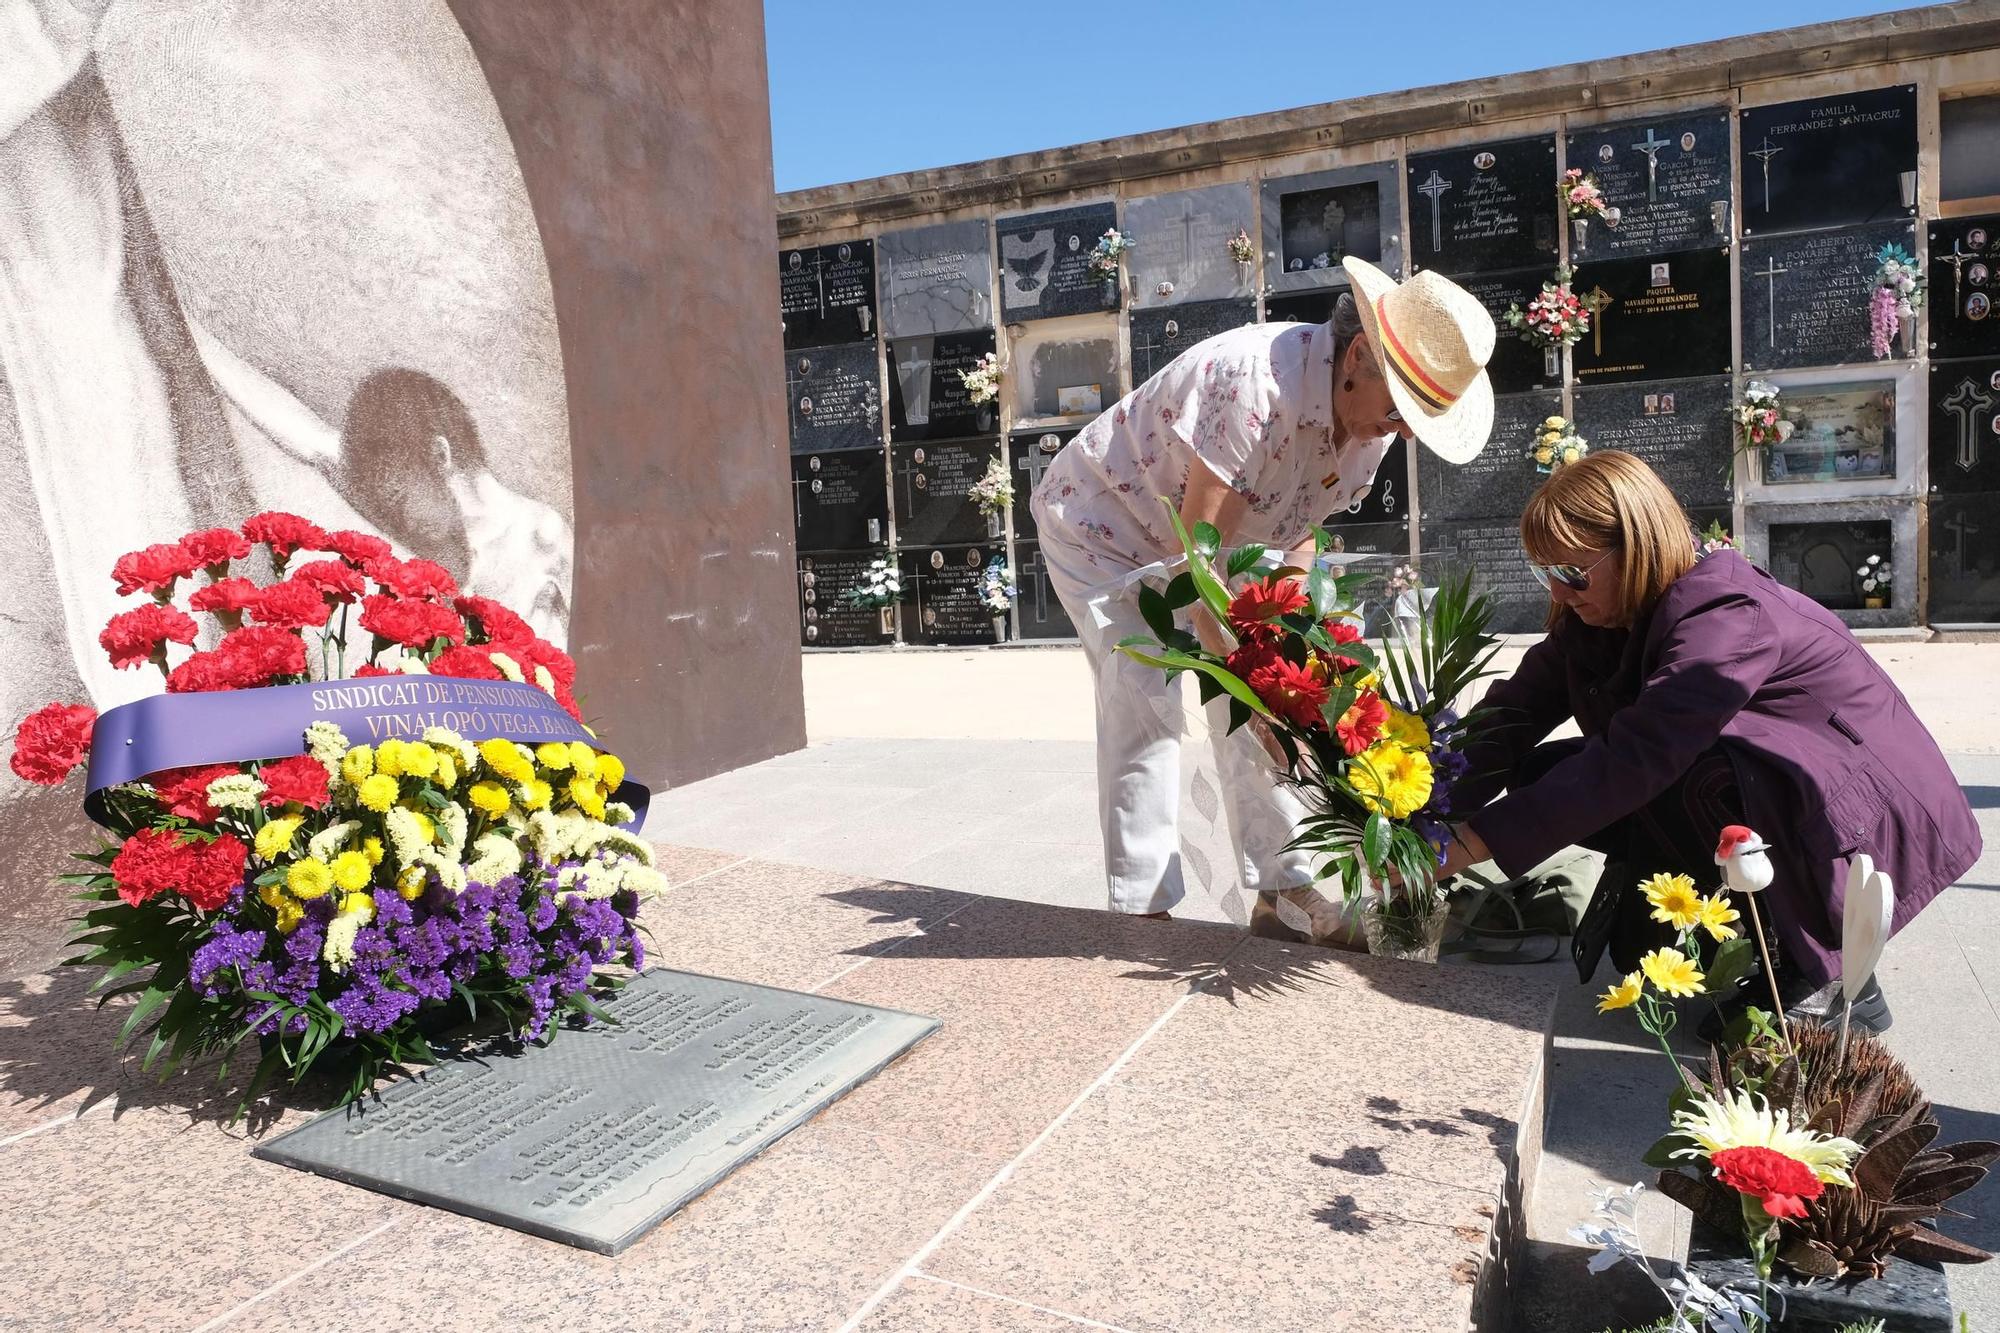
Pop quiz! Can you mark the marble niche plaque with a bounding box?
[1263,289,1339,326]
[1741,222,1920,372]
[1407,135,1559,277]
[798,552,897,647]
[1329,438,1412,529]
[1569,249,1734,386]
[1929,359,2000,495]
[1422,520,1550,634]
[1260,162,1402,296]
[1418,390,1564,523]
[1565,111,1733,260]
[1569,376,1734,509]
[1457,269,1564,395]
[1126,183,1257,308]
[779,240,878,349]
[1006,428,1075,541]
[899,543,1004,646]
[1766,518,1894,611]
[1928,492,2000,622]
[1740,85,1918,236]
[254,969,939,1253]
[997,202,1120,323]
[1129,300,1256,383]
[878,219,993,337]
[1927,215,2000,362]
[888,329,1000,442]
[1010,540,1079,640]
[787,341,883,455]
[792,450,888,552]
[892,439,1004,547]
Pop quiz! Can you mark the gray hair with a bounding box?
[1330,291,1365,366]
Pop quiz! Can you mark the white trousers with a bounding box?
[1040,537,1319,916]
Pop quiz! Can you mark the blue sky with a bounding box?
[765,0,1932,194]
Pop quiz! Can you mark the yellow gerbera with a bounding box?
[1349,742,1435,820]
[287,858,335,900]
[1381,705,1430,751]
[1641,872,1703,931]
[479,738,532,783]
[1694,894,1741,942]
[340,745,375,784]
[598,752,626,790]
[468,781,511,818]
[254,815,304,861]
[1596,971,1645,1013]
[1670,1089,1862,1187]
[357,773,399,813]
[536,742,573,771]
[1639,947,1704,998]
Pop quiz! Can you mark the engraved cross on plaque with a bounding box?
[1131,329,1168,380]
[894,451,928,518]
[1749,137,1784,213]
[1583,287,1614,357]
[1416,170,1453,252]
[1021,545,1053,624]
[791,472,812,526]
[1015,435,1060,502]
[1752,255,1790,348]
[1944,511,1981,578]
[1631,128,1671,203]
[1943,378,1994,472]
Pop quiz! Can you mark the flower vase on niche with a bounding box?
[1900,319,1916,358]
[1543,344,1562,380]
[878,606,895,636]
[1236,259,1252,288]
[1363,886,1451,963]
[1571,216,1590,252]
[991,613,1008,643]
[986,511,1004,540]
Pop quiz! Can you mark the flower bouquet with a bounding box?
[1116,508,1501,958]
[1732,380,1795,481]
[1530,414,1588,475]
[1088,228,1135,283]
[843,558,903,612]
[9,513,660,1112]
[1561,167,1611,220]
[980,557,1017,642]
[1858,554,1891,607]
[969,455,1014,520]
[958,351,1002,406]
[1700,518,1736,556]
[1226,227,1256,271]
[1868,243,1924,359]
[1504,265,1593,351]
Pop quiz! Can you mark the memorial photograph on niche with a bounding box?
[1759,380,1897,485]
[1928,214,2000,362]
[1564,111,1732,260]
[1740,85,1917,236]
[1406,136,1558,276]
[997,202,1120,322]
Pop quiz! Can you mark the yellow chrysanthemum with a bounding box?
[566,741,598,780]
[434,754,459,790]
[357,773,399,813]
[536,742,573,771]
[275,899,304,933]
[410,811,437,845]
[1694,894,1741,942]
[338,890,376,922]
[1641,873,1703,931]
[597,752,626,790]
[1349,742,1435,820]
[254,815,304,861]
[374,739,406,778]
[363,835,385,866]
[515,778,553,811]
[1670,1089,1862,1187]
[396,864,427,899]
[569,776,606,820]
[287,858,335,900]
[480,737,533,783]
[257,881,287,910]
[398,742,438,781]
[1596,971,1645,1013]
[330,850,374,893]
[340,745,375,784]
[1639,947,1704,998]
[1380,705,1430,751]
[469,781,511,818]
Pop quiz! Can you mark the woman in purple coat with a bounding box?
[1440,452,1980,1033]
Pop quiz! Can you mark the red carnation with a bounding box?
[219,625,309,684]
[259,754,330,810]
[350,663,402,677]
[359,594,465,650]
[1336,690,1389,757]
[1711,1146,1824,1221]
[453,594,533,646]
[99,604,198,670]
[181,833,249,912]
[110,827,195,908]
[514,635,577,689]
[179,527,252,572]
[1247,655,1331,730]
[150,763,238,822]
[429,644,506,680]
[365,555,458,602]
[189,577,262,624]
[112,542,201,599]
[241,511,327,566]
[322,529,392,566]
[1226,576,1308,643]
[9,702,97,786]
[249,579,333,632]
[291,559,367,604]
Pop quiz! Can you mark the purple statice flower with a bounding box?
[191,921,267,998]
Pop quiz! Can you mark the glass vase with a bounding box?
[1362,889,1450,963]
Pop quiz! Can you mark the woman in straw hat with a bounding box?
[1028,257,1496,934]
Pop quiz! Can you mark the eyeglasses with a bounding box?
[1526,549,1614,592]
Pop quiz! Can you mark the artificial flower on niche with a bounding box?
[1639,946,1704,997]
[1641,872,1703,931]
[1596,971,1644,1013]
[1711,1145,1823,1220]
[1670,1088,1861,1188]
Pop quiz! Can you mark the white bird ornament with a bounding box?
[1714,825,1790,1054]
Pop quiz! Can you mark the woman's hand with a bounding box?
[1436,824,1493,881]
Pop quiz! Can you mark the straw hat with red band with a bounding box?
[1341,256,1497,466]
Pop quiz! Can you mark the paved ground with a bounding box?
[643,642,2000,1331]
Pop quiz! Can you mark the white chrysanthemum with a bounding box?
[489,651,525,683]
[603,802,636,827]
[435,803,469,861]
[323,912,364,972]
[1671,1089,1862,1186]
[385,807,430,866]
[307,819,362,862]
[205,773,267,811]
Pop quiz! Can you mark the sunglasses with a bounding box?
[1526,549,1614,592]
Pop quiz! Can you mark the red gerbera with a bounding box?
[259,754,331,810]
[1336,689,1389,757]
[366,555,459,602]
[453,594,533,646]
[1711,1145,1824,1221]
[1226,576,1309,643]
[110,827,195,908]
[359,593,465,650]
[181,833,249,912]
[9,702,97,786]
[1225,639,1281,683]
[1247,655,1332,730]
[249,578,334,632]
[291,559,367,604]
[99,603,198,670]
[241,511,327,565]
[429,644,506,681]
[1325,618,1367,671]
[112,542,201,599]
[188,577,262,622]
[322,529,392,566]
[150,763,238,822]
[179,527,252,572]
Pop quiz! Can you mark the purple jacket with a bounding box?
[1459,549,1980,987]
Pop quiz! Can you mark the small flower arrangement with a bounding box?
[968,455,1014,517]
[1503,265,1593,349]
[843,559,902,610]
[958,351,1001,406]
[1858,553,1891,600]
[1088,228,1135,280]
[1733,381,1796,477]
[1868,243,1925,359]
[979,558,1017,614]
[1225,227,1256,265]
[1595,872,1752,1083]
[1700,518,1736,556]
[1561,167,1610,220]
[1530,415,1588,474]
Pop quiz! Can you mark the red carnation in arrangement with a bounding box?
[366,555,458,602]
[259,754,330,810]
[179,527,252,572]
[350,663,402,678]
[249,578,334,632]
[514,635,577,689]
[291,559,367,605]
[453,594,533,646]
[1336,690,1389,757]
[110,827,193,908]
[9,702,97,786]
[220,625,309,683]
[359,594,465,650]
[189,577,262,622]
[150,764,238,823]
[241,511,327,565]
[181,833,249,912]
[1247,655,1332,730]
[100,603,198,671]
[429,644,506,681]
[166,649,245,694]
[112,542,201,599]
[1711,1146,1824,1221]
[322,529,392,566]
[1226,577,1308,643]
